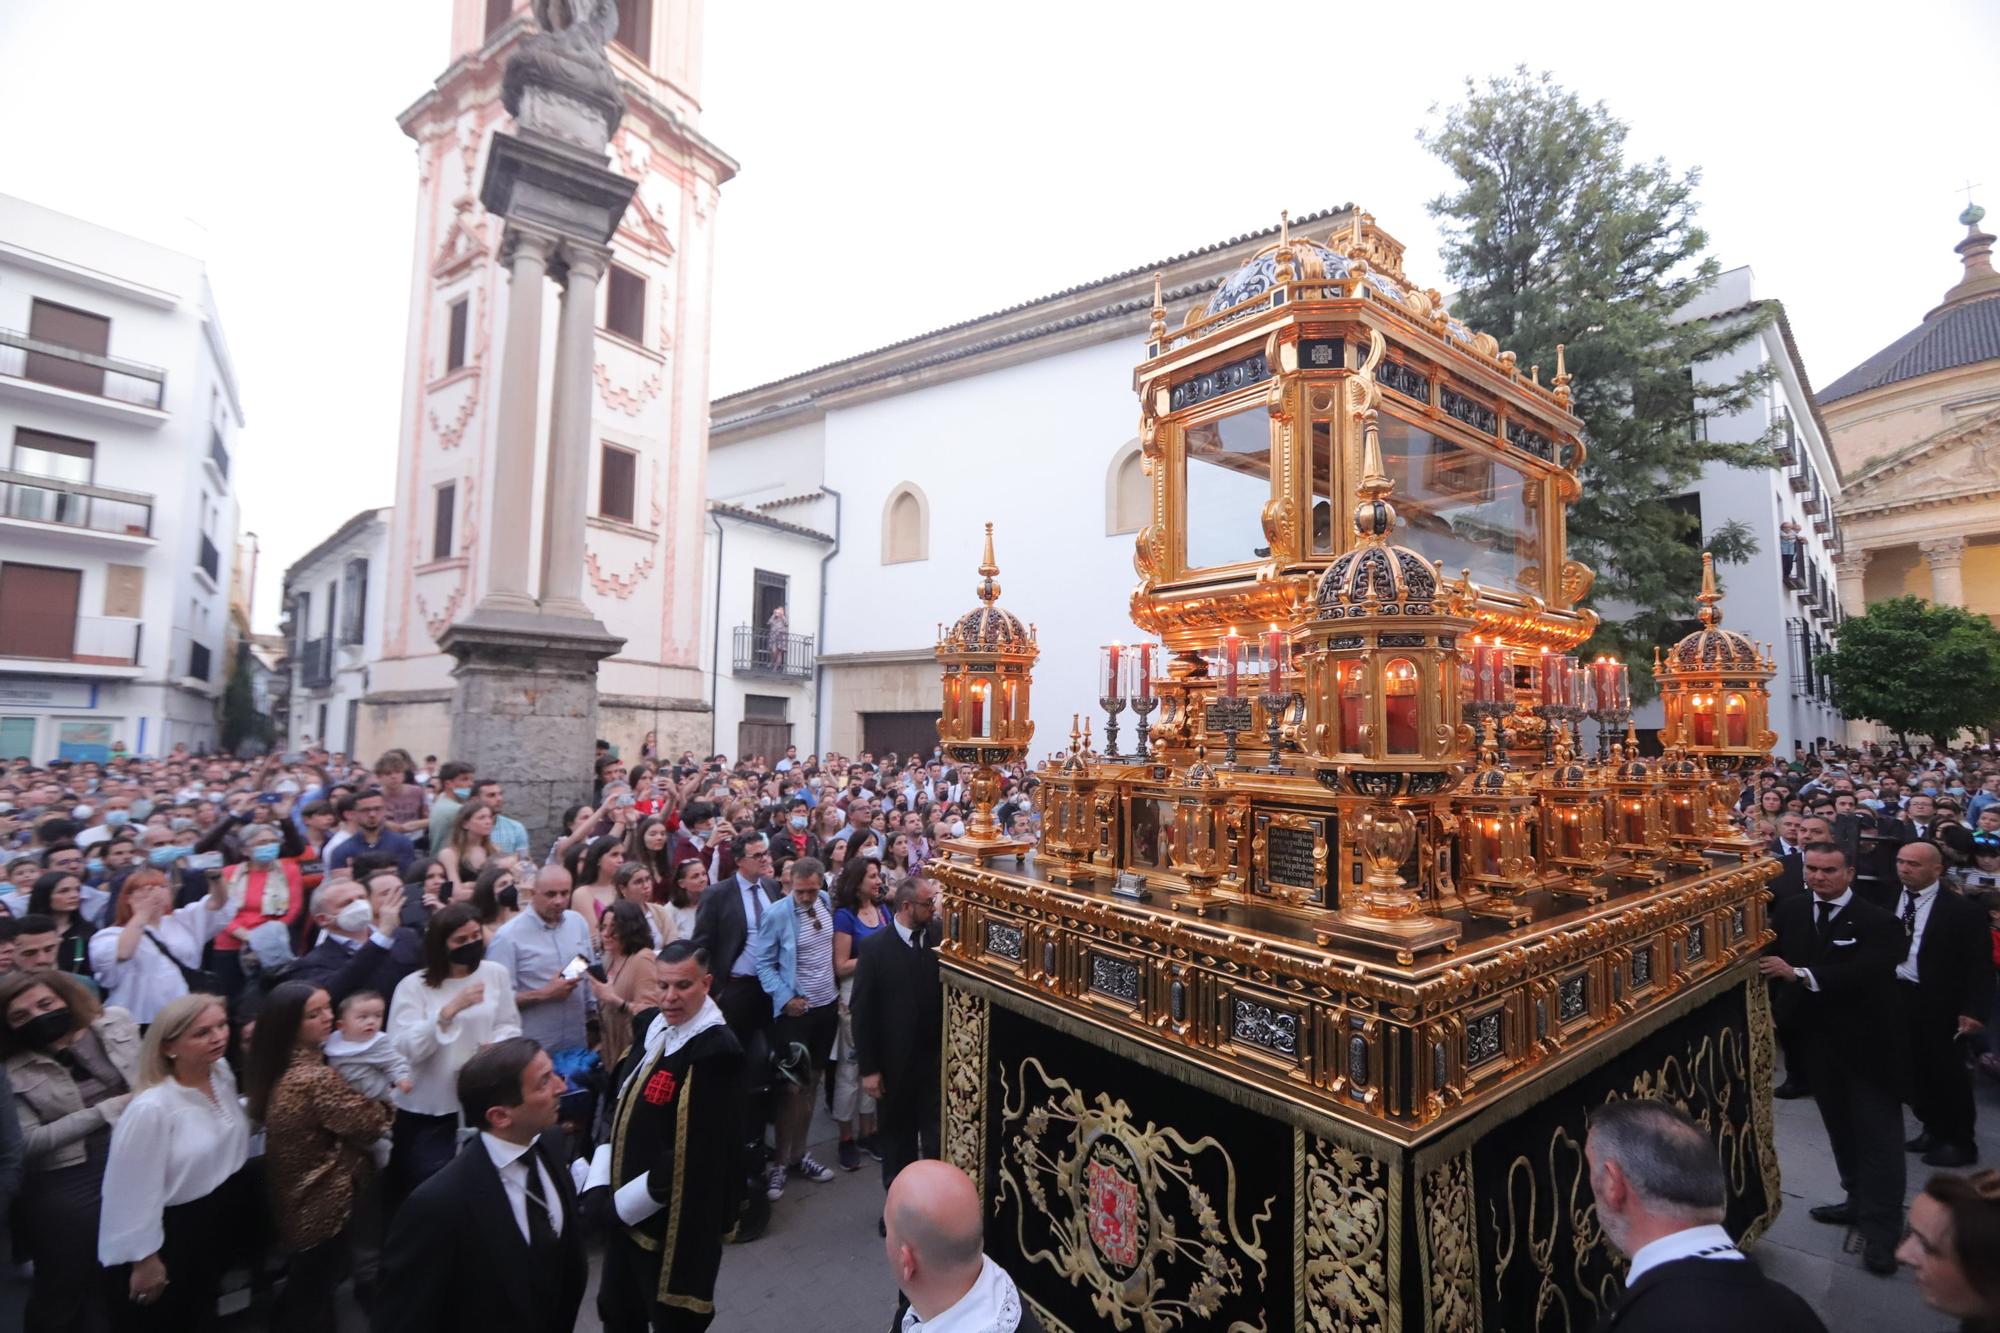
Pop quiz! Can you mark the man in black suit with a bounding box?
[852,875,944,1192]
[282,873,425,1011]
[1584,1099,1825,1333]
[375,1038,587,1333]
[590,941,744,1332]
[1764,815,1811,1099]
[689,831,782,1044]
[1894,839,1992,1167]
[1758,841,1907,1274]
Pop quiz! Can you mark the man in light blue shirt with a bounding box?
[473,779,532,862]
[487,865,592,1052]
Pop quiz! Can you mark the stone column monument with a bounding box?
[438,0,639,848]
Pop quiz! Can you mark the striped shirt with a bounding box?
[791,898,837,1008]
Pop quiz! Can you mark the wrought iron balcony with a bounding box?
[0,468,153,539]
[0,329,166,410]
[732,625,814,680]
[299,637,333,688]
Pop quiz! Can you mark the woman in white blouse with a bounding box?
[88,868,229,1026]
[385,903,521,1206]
[97,991,250,1326]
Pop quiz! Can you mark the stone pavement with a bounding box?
[262,1058,1987,1332]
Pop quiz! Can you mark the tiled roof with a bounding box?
[1819,294,2000,403]
[708,500,833,544]
[757,491,826,512]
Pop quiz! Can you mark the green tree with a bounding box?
[1420,69,1773,695]
[1820,596,2000,747]
[219,648,272,755]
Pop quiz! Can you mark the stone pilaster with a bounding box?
[539,243,608,619]
[1920,535,1968,607]
[479,227,556,614]
[1833,548,1871,617]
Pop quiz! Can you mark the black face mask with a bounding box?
[15,1008,69,1049]
[496,886,518,912]
[448,940,485,968]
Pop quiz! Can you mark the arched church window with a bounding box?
[883,484,929,564]
[1107,440,1147,535]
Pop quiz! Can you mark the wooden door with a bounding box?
[0,564,81,659]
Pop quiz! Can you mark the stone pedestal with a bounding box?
[440,610,624,853]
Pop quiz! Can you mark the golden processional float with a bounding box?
[929,214,1783,1333]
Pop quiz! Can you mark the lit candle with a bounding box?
[1539,650,1555,706]
[1136,644,1155,701]
[1264,625,1285,693]
[1223,630,1241,699]
[970,681,987,735]
[1101,643,1123,701]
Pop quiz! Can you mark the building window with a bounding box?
[604,264,646,343]
[1107,441,1146,534]
[445,297,469,372]
[614,0,652,56]
[0,563,81,660]
[882,484,929,564]
[484,0,513,36]
[340,558,368,646]
[599,445,637,524]
[293,593,310,652]
[25,298,110,396]
[433,482,456,560]
[1662,492,1702,552]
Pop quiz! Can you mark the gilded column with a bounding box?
[479,225,555,615]
[540,243,609,619]
[1920,535,1967,608]
[1833,548,1871,618]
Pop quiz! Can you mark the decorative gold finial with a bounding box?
[976,522,1000,605]
[1552,342,1572,406]
[1696,551,1722,627]
[1147,271,1166,343]
[1280,208,1291,248]
[1351,210,1363,249]
[1530,364,1540,386]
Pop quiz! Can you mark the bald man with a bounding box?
[883,1161,1039,1333]
[487,865,594,1051]
[1894,839,1992,1167]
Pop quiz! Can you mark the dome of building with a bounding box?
[1821,206,2000,404]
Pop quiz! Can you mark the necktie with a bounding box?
[1815,900,1835,937]
[1902,889,1920,941]
[912,926,927,952]
[521,1153,557,1250]
[748,881,764,926]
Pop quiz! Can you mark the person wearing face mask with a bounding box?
[280,876,425,1014]
[469,863,522,942]
[0,968,139,1330]
[88,867,228,1025]
[775,797,819,863]
[211,825,304,999]
[426,762,477,857]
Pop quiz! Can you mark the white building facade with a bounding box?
[1623,267,1846,758]
[0,194,242,760]
[282,507,390,757]
[363,0,734,763]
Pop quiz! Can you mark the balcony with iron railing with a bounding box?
[732,625,814,680]
[0,612,142,672]
[0,469,154,543]
[1772,409,1797,466]
[170,626,218,688]
[299,637,333,689]
[0,329,167,419]
[197,532,220,582]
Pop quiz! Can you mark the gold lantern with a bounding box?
[1037,718,1102,886]
[1653,553,1777,856]
[1166,745,1232,916]
[1659,747,1715,868]
[1450,764,1538,926]
[1606,730,1669,883]
[935,523,1037,861]
[1536,753,1615,901]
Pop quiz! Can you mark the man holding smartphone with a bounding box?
[488,865,594,1052]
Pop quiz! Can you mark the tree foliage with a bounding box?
[1420,69,1774,689]
[1821,596,2000,746]
[220,648,273,755]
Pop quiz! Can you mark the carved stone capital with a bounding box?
[1832,548,1872,579]
[557,241,611,285]
[499,224,559,271]
[1919,535,1968,570]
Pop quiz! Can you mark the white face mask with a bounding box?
[334,899,373,933]
[949,820,966,838]
[861,843,882,860]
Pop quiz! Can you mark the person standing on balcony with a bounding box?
[766,603,788,672]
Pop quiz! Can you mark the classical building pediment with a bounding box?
[1839,404,2000,514]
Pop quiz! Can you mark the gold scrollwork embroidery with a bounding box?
[1299,1132,1389,1330]
[997,1056,1275,1333]
[1421,1152,1480,1333]
[944,987,990,1199]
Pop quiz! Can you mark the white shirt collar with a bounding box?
[902,1255,1023,1333]
[1902,880,1941,903]
[893,917,916,945]
[623,996,729,1097]
[480,1131,540,1172]
[1814,888,1854,913]
[1624,1223,1742,1287]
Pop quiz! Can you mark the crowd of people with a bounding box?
[0,738,1043,1332]
[0,732,1995,1329]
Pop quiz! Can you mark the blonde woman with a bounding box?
[613,861,675,948]
[96,993,250,1326]
[436,798,509,891]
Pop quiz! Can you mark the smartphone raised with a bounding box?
[560,953,592,983]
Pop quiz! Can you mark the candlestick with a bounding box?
[1136,643,1155,701]
[1222,630,1241,699]
[1130,644,1159,759]
[1263,626,1286,693]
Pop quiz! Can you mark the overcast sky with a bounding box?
[0,1,1993,631]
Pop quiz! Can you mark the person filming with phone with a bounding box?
[487,865,594,1054]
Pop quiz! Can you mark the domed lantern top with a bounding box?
[1654,553,1776,761]
[936,524,1037,752]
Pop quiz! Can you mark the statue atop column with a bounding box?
[502,0,626,156]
